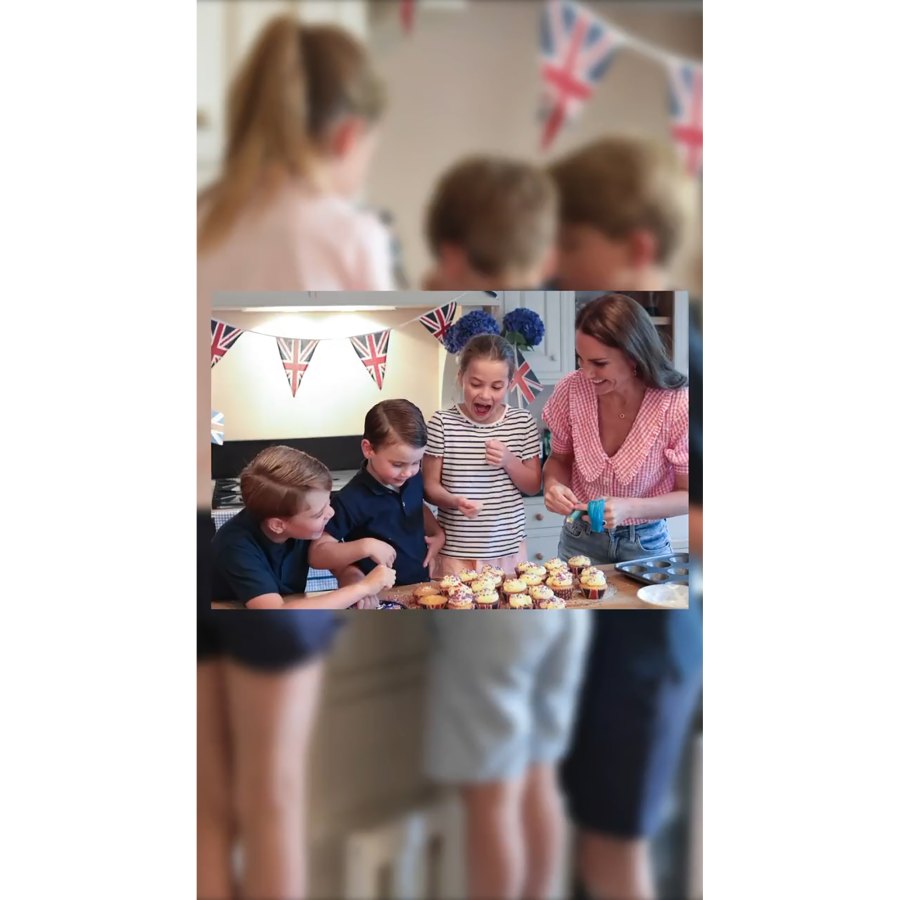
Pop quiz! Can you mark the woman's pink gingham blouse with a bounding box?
[542,371,688,525]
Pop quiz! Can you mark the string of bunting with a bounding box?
[395,0,701,174]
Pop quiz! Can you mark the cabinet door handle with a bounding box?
[535,513,544,521]
[535,552,544,560]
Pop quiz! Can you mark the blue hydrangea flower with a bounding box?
[502,308,545,349]
[444,309,501,354]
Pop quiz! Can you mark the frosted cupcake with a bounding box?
[479,566,505,587]
[447,594,475,610]
[544,558,569,575]
[440,574,462,594]
[458,569,480,584]
[525,564,547,580]
[417,592,448,610]
[539,595,567,610]
[521,570,546,589]
[529,584,555,604]
[580,569,608,601]
[502,578,528,605]
[470,577,495,595]
[568,555,592,578]
[508,592,534,610]
[447,585,475,605]
[515,561,537,576]
[546,569,575,602]
[474,590,500,610]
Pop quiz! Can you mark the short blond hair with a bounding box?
[549,136,694,265]
[426,156,558,277]
[240,446,332,518]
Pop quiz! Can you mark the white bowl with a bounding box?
[637,583,689,608]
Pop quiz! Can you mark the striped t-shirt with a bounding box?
[426,404,542,558]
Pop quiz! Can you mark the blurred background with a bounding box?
[198,3,701,897]
[198,0,702,294]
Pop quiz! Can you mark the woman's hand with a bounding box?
[485,439,512,469]
[602,497,633,529]
[457,497,483,518]
[544,483,581,516]
[424,529,445,575]
[364,538,397,567]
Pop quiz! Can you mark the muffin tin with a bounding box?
[615,553,689,586]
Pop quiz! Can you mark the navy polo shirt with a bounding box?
[325,464,429,586]
[211,508,310,604]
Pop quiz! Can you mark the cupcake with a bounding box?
[417,592,448,610]
[447,585,475,604]
[525,564,547,580]
[539,595,567,610]
[502,578,528,604]
[482,567,505,588]
[440,574,462,593]
[529,584,555,604]
[414,583,442,601]
[544,558,569,575]
[470,577,495,595]
[474,590,500,610]
[447,594,475,610]
[508,592,534,610]
[515,561,536,576]
[580,569,608,601]
[458,569,480,584]
[521,570,546,588]
[568,555,592,578]
[546,570,574,602]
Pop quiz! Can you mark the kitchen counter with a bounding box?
[211,563,689,610]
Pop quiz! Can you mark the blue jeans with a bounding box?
[557,516,672,565]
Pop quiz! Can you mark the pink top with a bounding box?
[198,181,394,297]
[542,371,688,525]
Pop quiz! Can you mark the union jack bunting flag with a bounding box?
[211,319,244,368]
[211,411,225,445]
[509,348,544,408]
[666,61,703,176]
[400,0,416,33]
[350,330,391,390]
[539,0,619,151]
[418,302,458,345]
[276,337,319,397]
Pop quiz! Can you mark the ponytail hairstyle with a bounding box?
[199,15,386,252]
[576,294,688,390]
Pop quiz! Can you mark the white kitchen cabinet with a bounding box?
[500,291,576,384]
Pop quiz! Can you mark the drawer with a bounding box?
[525,530,563,564]
[522,497,564,530]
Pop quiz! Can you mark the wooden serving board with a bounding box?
[380,581,618,610]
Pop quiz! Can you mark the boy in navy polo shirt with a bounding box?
[310,400,444,596]
[212,445,396,609]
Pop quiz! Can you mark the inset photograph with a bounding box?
[209,290,691,610]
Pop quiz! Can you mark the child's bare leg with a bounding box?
[521,762,566,899]
[197,660,235,899]
[578,832,655,900]
[225,658,324,900]
[460,778,527,900]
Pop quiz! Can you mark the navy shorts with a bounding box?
[197,511,339,671]
[560,612,701,838]
[557,518,702,838]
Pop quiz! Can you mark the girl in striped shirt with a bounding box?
[423,334,543,575]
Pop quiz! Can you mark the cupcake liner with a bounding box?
[550,586,574,602]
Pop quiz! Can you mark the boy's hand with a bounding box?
[364,538,397,567]
[457,497,483,518]
[363,563,396,594]
[353,595,380,610]
[544,484,581,516]
[485,439,512,469]
[424,529,445,575]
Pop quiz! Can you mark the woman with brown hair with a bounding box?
[542,293,702,899]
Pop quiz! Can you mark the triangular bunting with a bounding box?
[276,337,319,397]
[666,61,702,177]
[418,302,458,345]
[211,319,244,368]
[211,410,225,445]
[350,330,391,390]
[539,0,620,151]
[509,348,544,408]
[400,0,416,33]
